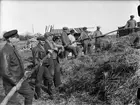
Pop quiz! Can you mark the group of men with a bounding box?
[62,26,103,56]
[0,14,136,105]
[0,30,66,105]
[0,26,103,105]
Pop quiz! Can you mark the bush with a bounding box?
[60,33,140,104]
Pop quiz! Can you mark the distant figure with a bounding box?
[125,15,137,33]
[61,27,77,59]
[93,26,102,51]
[68,29,80,57]
[68,29,76,47]
[79,27,91,55]
[125,15,137,28]
[93,26,102,37]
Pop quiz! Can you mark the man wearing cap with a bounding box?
[0,30,34,105]
[68,29,76,47]
[31,36,54,99]
[61,27,78,59]
[44,32,64,95]
[125,15,137,33]
[79,27,91,55]
[92,26,103,51]
[68,29,80,57]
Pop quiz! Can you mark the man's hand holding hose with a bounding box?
[15,71,32,91]
[0,51,54,105]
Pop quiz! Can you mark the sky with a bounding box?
[0,0,140,37]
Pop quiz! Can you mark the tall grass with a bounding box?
[60,32,140,105]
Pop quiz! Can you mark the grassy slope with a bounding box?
[0,33,140,105]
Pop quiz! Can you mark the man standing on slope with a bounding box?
[61,27,78,59]
[68,29,79,57]
[44,32,64,97]
[92,26,103,52]
[0,30,34,105]
[31,36,54,99]
[125,15,137,33]
[79,27,91,55]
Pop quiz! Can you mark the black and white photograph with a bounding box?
[0,0,140,105]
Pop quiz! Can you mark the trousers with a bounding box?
[64,45,78,58]
[53,59,62,88]
[83,40,91,55]
[35,65,53,98]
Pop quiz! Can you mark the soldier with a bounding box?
[44,33,64,94]
[79,27,91,55]
[0,30,34,105]
[125,15,137,33]
[93,26,102,51]
[31,36,54,99]
[61,27,78,59]
[68,29,77,47]
[68,29,80,57]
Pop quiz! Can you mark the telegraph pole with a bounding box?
[32,24,34,33]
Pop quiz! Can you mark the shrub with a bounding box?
[60,33,140,104]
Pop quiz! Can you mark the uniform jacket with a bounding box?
[32,43,46,66]
[125,19,137,28]
[44,40,58,59]
[93,30,103,43]
[61,31,71,46]
[80,31,90,45]
[0,42,24,86]
[44,40,61,63]
[80,31,89,40]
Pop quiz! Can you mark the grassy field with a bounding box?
[0,33,140,105]
[0,40,86,105]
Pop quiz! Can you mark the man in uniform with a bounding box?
[0,30,34,105]
[61,27,78,59]
[92,26,103,52]
[68,29,80,57]
[31,36,54,99]
[68,29,77,47]
[79,27,91,55]
[44,32,64,94]
[125,15,137,33]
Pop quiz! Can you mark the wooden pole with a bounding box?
[32,24,34,34]
[45,26,47,33]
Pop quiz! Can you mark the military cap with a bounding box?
[97,26,101,28]
[3,30,18,39]
[83,27,87,30]
[44,32,53,39]
[53,36,60,42]
[62,27,69,30]
[37,36,45,41]
[70,29,75,33]
[130,15,134,18]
